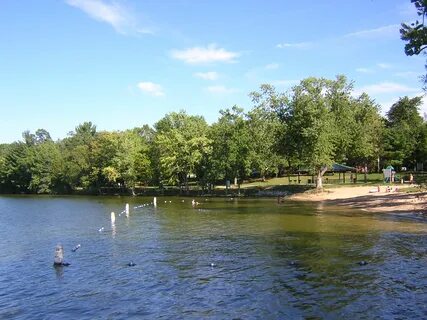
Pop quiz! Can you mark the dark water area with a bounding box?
[0,196,426,319]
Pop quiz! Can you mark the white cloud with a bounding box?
[66,0,151,35]
[171,44,239,64]
[377,63,392,69]
[206,85,237,94]
[276,42,312,49]
[354,82,419,96]
[137,82,164,96]
[344,24,400,39]
[356,67,373,73]
[265,63,279,70]
[193,71,219,81]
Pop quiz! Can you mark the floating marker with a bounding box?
[358,261,368,266]
[154,197,157,208]
[127,261,136,267]
[125,203,130,217]
[98,227,104,232]
[111,212,116,224]
[210,263,216,267]
[71,244,81,252]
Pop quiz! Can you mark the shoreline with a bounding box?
[288,185,427,214]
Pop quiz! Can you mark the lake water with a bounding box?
[0,196,426,319]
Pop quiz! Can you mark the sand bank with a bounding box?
[288,185,427,214]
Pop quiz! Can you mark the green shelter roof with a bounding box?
[330,163,356,172]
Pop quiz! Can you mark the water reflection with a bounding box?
[53,265,64,280]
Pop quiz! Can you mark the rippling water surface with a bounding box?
[0,196,426,319]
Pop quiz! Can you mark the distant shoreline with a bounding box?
[1,185,426,215]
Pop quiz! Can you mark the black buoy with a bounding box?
[289,261,299,267]
[127,262,136,267]
[358,260,368,266]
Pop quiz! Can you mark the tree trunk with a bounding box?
[234,177,238,186]
[316,166,328,190]
[364,163,367,183]
[184,174,189,195]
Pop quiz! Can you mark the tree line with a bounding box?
[1,76,426,194]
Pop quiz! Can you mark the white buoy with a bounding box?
[125,203,130,217]
[154,197,157,208]
[111,211,116,224]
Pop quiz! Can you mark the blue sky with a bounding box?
[0,0,426,143]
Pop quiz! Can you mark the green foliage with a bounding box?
[346,94,384,167]
[154,111,212,191]
[0,77,423,194]
[400,0,427,85]
[209,106,251,185]
[382,96,425,168]
[401,0,427,56]
[285,77,336,187]
[248,85,287,178]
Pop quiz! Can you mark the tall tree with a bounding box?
[346,94,384,177]
[285,77,336,189]
[248,84,287,179]
[209,106,251,190]
[60,122,98,190]
[154,111,212,192]
[400,0,427,85]
[112,130,152,195]
[382,96,425,168]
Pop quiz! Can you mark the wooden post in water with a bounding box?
[153,197,157,208]
[111,211,116,224]
[54,244,64,266]
[125,203,130,217]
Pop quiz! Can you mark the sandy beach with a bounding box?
[289,185,427,214]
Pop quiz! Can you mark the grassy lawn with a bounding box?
[240,173,385,189]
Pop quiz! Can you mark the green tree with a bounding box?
[286,77,336,189]
[400,0,427,85]
[347,94,384,178]
[0,142,31,192]
[209,106,251,191]
[60,122,98,191]
[382,96,425,168]
[154,111,212,192]
[248,84,287,179]
[112,130,152,195]
[27,140,63,194]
